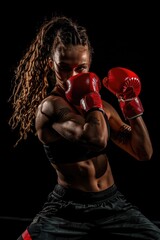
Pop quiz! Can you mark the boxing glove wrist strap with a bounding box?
[119,97,144,120]
[86,107,105,115]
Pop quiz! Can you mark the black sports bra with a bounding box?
[43,139,107,164]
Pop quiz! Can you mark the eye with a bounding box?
[76,65,88,73]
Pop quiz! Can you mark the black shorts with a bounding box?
[17,184,160,240]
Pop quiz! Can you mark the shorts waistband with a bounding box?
[53,184,117,204]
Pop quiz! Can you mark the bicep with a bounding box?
[52,113,85,141]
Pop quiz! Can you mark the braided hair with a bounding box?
[8,16,93,146]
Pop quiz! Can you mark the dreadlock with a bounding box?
[8,16,93,146]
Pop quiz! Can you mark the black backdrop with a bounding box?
[1,2,159,239]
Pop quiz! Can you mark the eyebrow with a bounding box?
[55,61,87,67]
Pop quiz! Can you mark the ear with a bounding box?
[48,57,54,69]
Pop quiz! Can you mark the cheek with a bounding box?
[54,70,68,81]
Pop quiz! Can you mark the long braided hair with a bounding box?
[8,16,93,146]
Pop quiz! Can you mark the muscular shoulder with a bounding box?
[36,95,65,129]
[36,94,83,129]
[35,95,73,143]
[36,95,73,119]
[37,95,63,116]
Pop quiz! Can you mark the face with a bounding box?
[49,45,91,89]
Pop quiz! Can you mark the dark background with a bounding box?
[1,2,159,239]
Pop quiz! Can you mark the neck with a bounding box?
[52,84,66,98]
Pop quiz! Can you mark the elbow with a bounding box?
[97,135,108,150]
[136,147,153,161]
[145,148,153,161]
[87,134,108,152]
[77,122,108,151]
[147,146,153,160]
[144,143,153,161]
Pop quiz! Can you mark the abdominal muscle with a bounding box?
[52,154,115,192]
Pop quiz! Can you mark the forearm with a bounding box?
[53,110,108,151]
[82,110,108,151]
[102,67,153,160]
[129,116,153,161]
[64,72,109,151]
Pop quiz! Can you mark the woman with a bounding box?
[9,15,160,239]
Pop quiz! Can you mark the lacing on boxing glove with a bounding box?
[102,67,144,120]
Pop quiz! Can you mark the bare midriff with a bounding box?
[52,153,114,192]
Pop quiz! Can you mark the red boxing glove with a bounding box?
[102,67,144,119]
[65,72,103,113]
